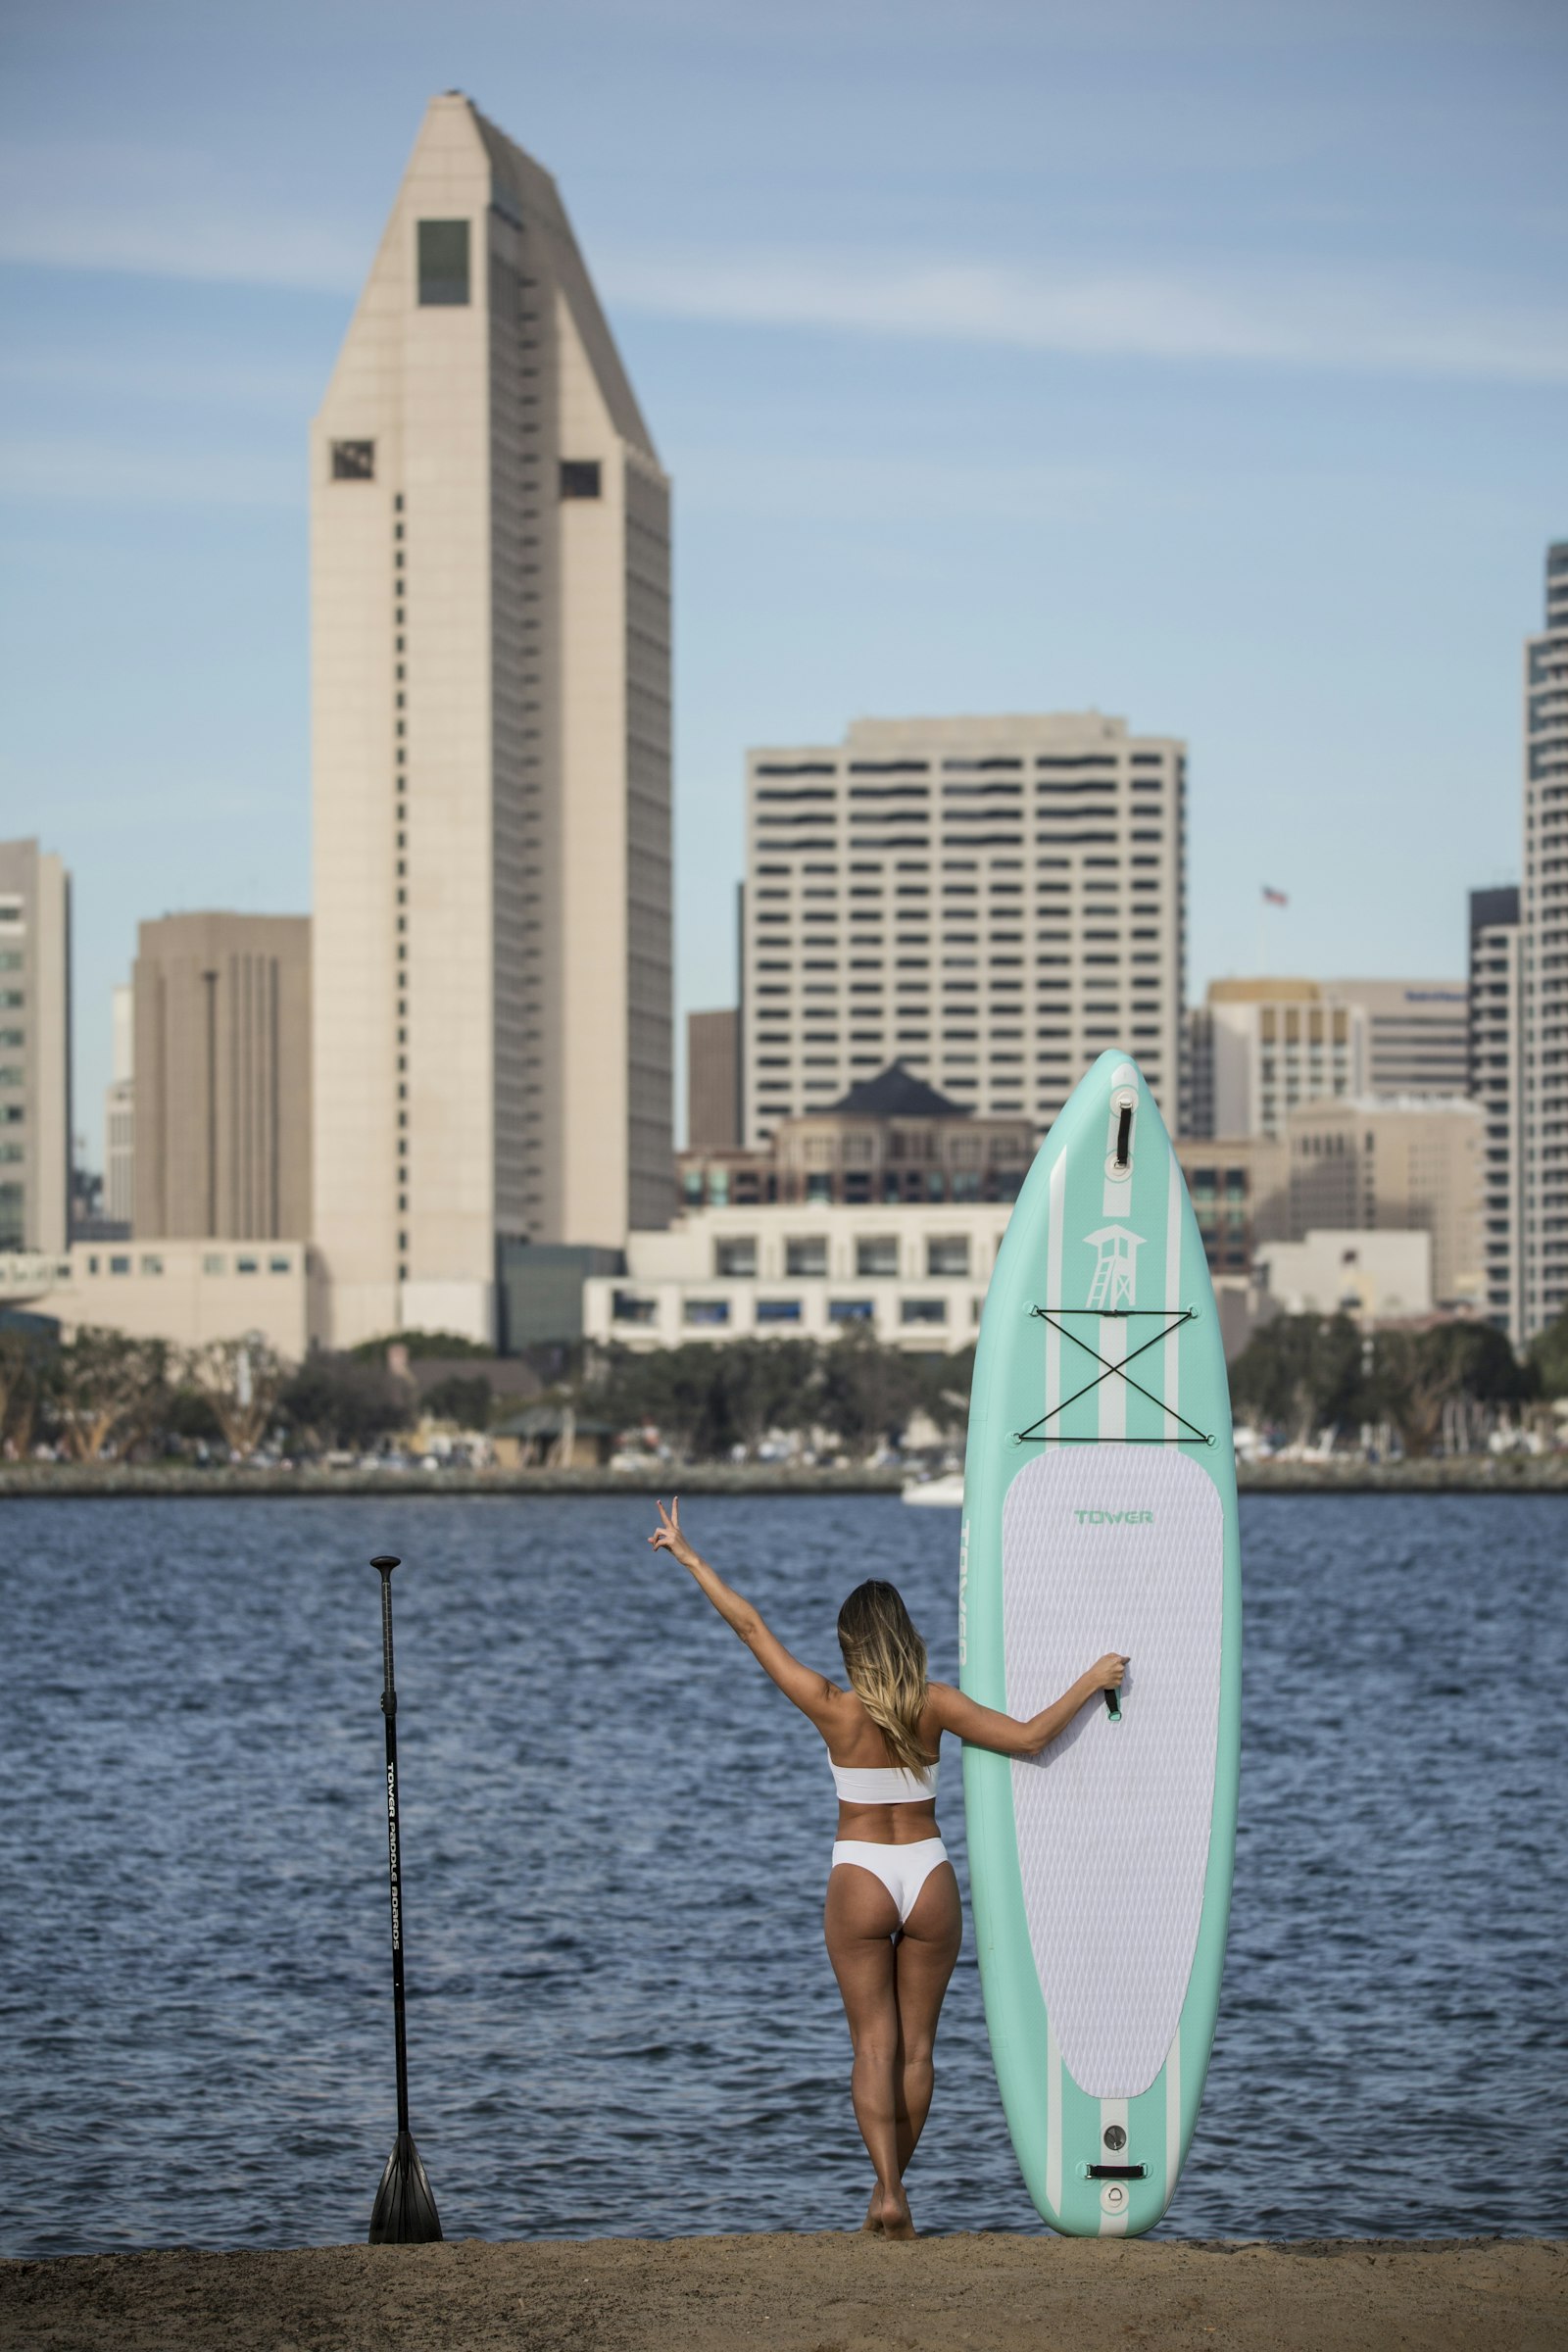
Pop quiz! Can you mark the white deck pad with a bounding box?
[1002,1445,1223,2099]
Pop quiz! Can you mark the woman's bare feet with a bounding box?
[861,2185,882,2235]
[870,2181,915,2239]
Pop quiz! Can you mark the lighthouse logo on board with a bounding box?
[1083,1224,1145,1311]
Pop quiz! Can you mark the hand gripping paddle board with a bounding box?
[959,1052,1240,2235]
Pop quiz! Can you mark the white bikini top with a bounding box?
[831,1761,939,1805]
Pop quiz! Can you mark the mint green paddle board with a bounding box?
[959,1052,1240,2235]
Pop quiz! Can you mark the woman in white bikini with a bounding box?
[649,1497,1126,2237]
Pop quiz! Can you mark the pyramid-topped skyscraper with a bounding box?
[312,93,671,1348]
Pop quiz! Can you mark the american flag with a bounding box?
[1261,886,1288,906]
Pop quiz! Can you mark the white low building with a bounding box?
[1254,1228,1432,1322]
[583,1203,1014,1350]
[0,1241,320,1358]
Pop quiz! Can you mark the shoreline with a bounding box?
[4,1455,1568,1497]
[1,2233,1560,2352]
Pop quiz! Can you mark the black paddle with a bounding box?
[368,1554,443,2244]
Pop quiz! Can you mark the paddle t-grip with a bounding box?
[373,1554,400,1718]
[1103,1685,1121,1723]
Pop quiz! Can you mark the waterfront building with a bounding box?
[0,839,71,1255]
[687,1008,740,1152]
[131,913,312,1243]
[0,1239,316,1357]
[312,91,672,1349]
[680,1063,1033,1211]
[1171,1134,1288,1279]
[1521,541,1568,1339]
[1330,978,1469,1097]
[740,712,1184,1146]
[1468,886,1523,1343]
[1284,1096,1484,1313]
[1255,1229,1433,1323]
[1187,981,1361,1141]
[1187,976,1467,1144]
[583,1199,1013,1353]
[104,982,134,1230]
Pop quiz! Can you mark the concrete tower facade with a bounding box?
[1521,542,1568,1339]
[741,712,1184,1147]
[0,838,71,1255]
[131,913,312,1243]
[311,94,672,1348]
[1469,886,1522,1343]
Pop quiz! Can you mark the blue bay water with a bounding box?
[0,1492,1563,2255]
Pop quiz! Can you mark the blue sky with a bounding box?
[1,0,1565,1161]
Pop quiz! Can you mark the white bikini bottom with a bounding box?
[830,1837,950,1926]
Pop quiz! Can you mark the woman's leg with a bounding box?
[824,1864,910,2234]
[892,1861,961,2177]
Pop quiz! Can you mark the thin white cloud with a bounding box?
[0,209,363,294]
[602,249,1568,386]
[0,345,325,413]
[0,142,365,293]
[0,438,301,510]
[676,447,1132,526]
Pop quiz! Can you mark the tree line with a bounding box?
[1,1310,1562,1465]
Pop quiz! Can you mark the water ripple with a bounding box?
[0,1492,1564,2252]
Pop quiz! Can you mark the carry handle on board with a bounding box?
[1103,1685,1122,1724]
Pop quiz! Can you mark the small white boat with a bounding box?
[902,1471,965,1507]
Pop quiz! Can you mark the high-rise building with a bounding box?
[105,981,134,1230]
[1521,541,1568,1340]
[1469,887,1522,1342]
[1186,975,1467,1141]
[687,1008,739,1152]
[1326,979,1469,1095]
[311,92,672,1348]
[1187,981,1362,1141]
[131,913,312,1241]
[0,839,71,1254]
[741,712,1183,1146]
[1285,1095,1484,1313]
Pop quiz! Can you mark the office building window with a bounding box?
[684,1298,731,1326]
[927,1237,971,1277]
[417,219,470,305]
[561,460,602,499]
[901,1298,948,1325]
[331,440,375,480]
[786,1237,828,1278]
[829,1299,874,1322]
[757,1298,803,1323]
[857,1237,900,1277]
[714,1238,758,1278]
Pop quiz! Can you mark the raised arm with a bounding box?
[928,1660,1125,1759]
[649,1497,838,1726]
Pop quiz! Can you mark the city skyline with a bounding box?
[1,7,1565,1164]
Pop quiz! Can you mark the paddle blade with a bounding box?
[368,2130,443,2244]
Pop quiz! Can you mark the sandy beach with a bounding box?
[1,2234,1561,2352]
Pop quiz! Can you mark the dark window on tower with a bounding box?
[331,440,375,480]
[417,219,470,306]
[560,460,603,500]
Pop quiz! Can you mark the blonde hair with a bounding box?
[837,1580,935,1774]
